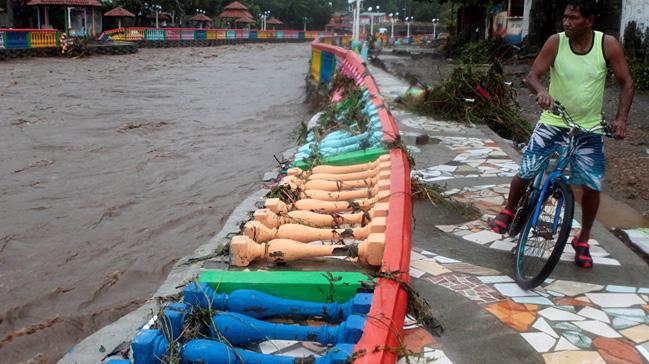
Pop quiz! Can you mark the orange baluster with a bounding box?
[281,170,390,192]
[254,203,388,229]
[307,162,391,181]
[300,180,390,201]
[244,217,386,243]
[265,191,390,214]
[287,154,390,177]
[230,233,385,267]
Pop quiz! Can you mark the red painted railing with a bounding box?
[312,37,411,364]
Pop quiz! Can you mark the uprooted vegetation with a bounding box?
[400,62,532,143]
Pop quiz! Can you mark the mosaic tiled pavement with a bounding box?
[409,248,649,363]
[369,63,649,363]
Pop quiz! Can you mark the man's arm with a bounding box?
[604,35,635,139]
[527,34,560,109]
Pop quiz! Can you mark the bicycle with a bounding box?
[509,102,614,289]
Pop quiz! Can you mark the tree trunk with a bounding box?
[6,0,14,27]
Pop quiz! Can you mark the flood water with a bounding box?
[0,44,310,363]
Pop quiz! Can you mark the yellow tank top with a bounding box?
[539,31,607,130]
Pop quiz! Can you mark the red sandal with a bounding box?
[571,237,593,269]
[490,209,514,234]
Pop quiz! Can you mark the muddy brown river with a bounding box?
[0,43,310,363]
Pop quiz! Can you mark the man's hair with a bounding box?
[566,0,597,18]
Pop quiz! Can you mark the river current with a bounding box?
[0,43,310,363]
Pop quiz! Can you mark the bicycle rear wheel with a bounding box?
[508,186,534,237]
[514,179,574,289]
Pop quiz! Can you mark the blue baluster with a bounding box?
[132,329,169,364]
[181,340,354,364]
[183,283,372,321]
[210,312,365,346]
[160,302,191,342]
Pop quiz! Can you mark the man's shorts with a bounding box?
[518,123,605,191]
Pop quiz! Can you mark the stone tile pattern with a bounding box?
[435,184,621,266]
[413,137,517,183]
[410,247,649,364]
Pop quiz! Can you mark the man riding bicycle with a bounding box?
[490,0,635,268]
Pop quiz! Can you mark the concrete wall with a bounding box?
[621,0,649,39]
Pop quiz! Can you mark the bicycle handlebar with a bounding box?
[550,101,615,138]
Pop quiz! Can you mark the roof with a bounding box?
[104,7,135,17]
[224,1,248,10]
[216,9,252,19]
[266,17,283,25]
[146,12,171,20]
[190,13,212,22]
[235,15,255,23]
[27,0,101,6]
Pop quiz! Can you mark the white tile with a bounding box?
[545,280,604,296]
[520,332,556,353]
[577,307,611,323]
[585,293,645,308]
[282,346,322,358]
[410,251,426,261]
[427,176,453,182]
[435,225,458,233]
[433,256,461,264]
[490,240,517,251]
[259,340,299,354]
[410,267,426,278]
[477,275,514,284]
[430,165,458,172]
[532,317,559,338]
[637,343,649,362]
[638,288,649,294]
[463,230,502,245]
[411,259,452,276]
[545,290,565,297]
[554,337,579,351]
[606,285,636,293]
[494,283,539,297]
[592,257,621,266]
[538,307,586,321]
[573,320,622,338]
[513,296,554,305]
[420,250,436,256]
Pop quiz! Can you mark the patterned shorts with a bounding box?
[518,123,605,191]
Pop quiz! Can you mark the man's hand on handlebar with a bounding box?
[536,92,554,110]
[613,118,627,140]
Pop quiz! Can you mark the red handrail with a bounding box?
[311,37,411,364]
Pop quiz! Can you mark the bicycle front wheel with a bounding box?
[514,179,574,289]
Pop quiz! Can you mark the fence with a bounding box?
[0,29,60,49]
[310,36,409,364]
[98,27,328,43]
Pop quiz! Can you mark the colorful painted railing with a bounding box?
[310,37,410,364]
[0,29,60,49]
[98,27,328,42]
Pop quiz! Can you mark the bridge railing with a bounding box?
[310,35,410,364]
[97,27,329,42]
[0,29,60,49]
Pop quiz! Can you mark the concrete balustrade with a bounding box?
[229,233,384,267]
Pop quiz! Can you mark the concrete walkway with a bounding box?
[370,65,649,364]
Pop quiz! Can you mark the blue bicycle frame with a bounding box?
[528,148,572,234]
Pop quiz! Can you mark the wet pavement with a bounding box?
[0,44,310,363]
[370,65,649,364]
